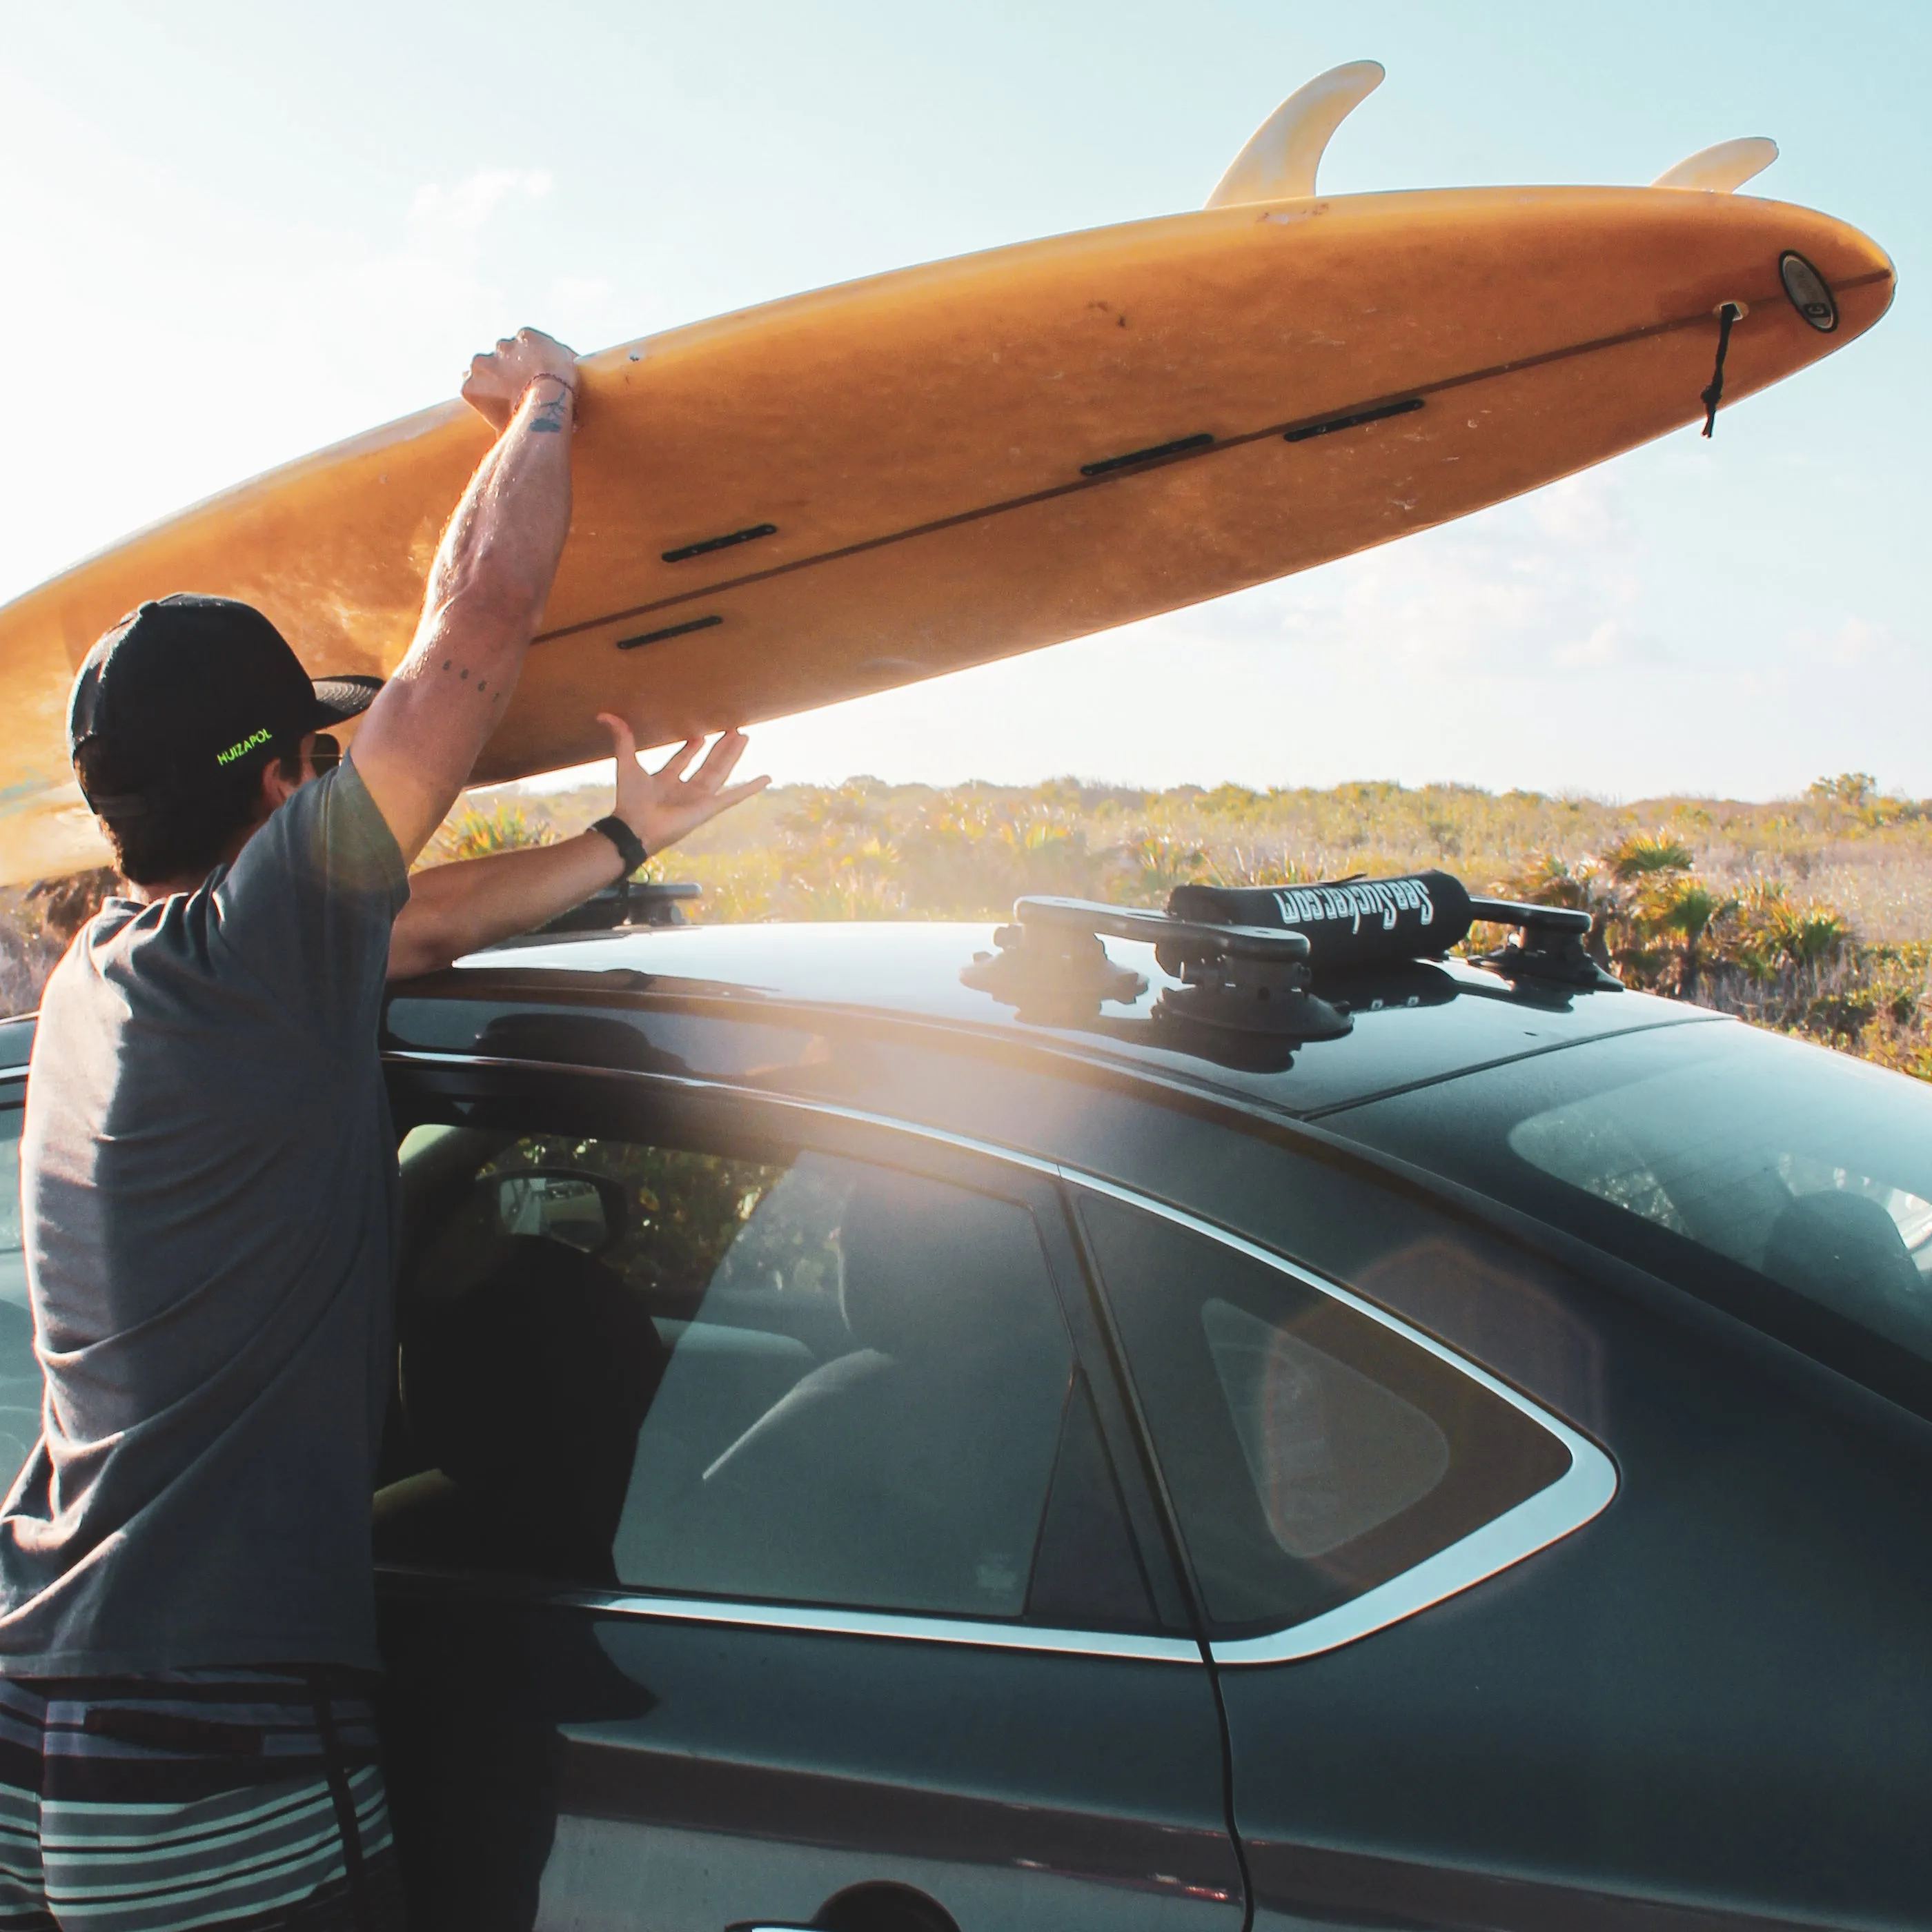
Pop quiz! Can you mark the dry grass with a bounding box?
[14,771,1932,1076]
[473,767,1932,1075]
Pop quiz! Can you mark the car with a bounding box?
[1,875,1929,1932]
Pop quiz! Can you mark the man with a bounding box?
[0,329,766,1930]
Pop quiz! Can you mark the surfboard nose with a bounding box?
[1831,215,1896,310]
[1622,190,1894,435]
[1768,202,1897,339]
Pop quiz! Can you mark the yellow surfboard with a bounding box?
[0,65,1893,881]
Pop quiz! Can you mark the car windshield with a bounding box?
[1322,1018,1932,1413]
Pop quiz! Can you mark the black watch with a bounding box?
[589,815,649,878]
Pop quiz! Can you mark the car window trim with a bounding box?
[388,1056,1196,1661]
[1067,1170,1619,1665]
[1029,1190,1201,1637]
[385,1048,1617,1665]
[376,1564,1202,1663]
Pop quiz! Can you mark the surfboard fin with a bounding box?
[1206,61,1385,208]
[1650,137,1778,193]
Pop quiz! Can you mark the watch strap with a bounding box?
[589,814,649,878]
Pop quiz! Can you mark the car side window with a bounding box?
[381,1126,1077,1621]
[0,1100,37,1485]
[1078,1190,1573,1637]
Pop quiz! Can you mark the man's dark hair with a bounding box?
[75,742,304,887]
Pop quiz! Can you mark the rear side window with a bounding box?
[382,1128,1076,1621]
[1202,1297,1450,1559]
[1079,1192,1573,1637]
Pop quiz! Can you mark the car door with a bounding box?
[1067,1174,1624,1932]
[377,1056,1244,1932]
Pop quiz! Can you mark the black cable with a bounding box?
[1701,302,1743,437]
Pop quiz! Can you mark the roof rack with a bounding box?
[1169,872,1619,994]
[961,869,1620,1035]
[1464,894,1620,992]
[538,879,701,936]
[962,896,1350,1039]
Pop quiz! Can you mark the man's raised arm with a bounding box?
[351,329,579,865]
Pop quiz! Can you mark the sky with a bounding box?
[1,0,1926,801]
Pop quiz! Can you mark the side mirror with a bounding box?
[489,1170,627,1256]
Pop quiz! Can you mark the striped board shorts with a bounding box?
[0,1668,404,1931]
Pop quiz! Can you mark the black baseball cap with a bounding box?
[68,595,383,818]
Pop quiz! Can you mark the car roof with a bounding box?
[436,919,1722,1119]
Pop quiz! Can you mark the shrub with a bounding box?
[424,801,558,865]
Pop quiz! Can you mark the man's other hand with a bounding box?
[462,328,580,432]
[601,714,771,855]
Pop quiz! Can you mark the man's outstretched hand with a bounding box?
[386,714,769,980]
[601,713,771,855]
[462,328,580,432]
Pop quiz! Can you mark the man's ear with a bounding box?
[257,753,304,817]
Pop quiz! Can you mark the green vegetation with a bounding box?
[482,1136,804,1311]
[498,767,1932,1078]
[10,771,1932,1079]
[426,800,558,863]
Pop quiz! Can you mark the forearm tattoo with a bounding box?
[440,658,505,701]
[528,379,573,434]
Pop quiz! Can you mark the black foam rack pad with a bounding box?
[1168,871,1475,970]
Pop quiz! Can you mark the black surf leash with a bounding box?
[1701,301,1744,437]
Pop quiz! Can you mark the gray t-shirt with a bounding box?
[1,759,408,1675]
